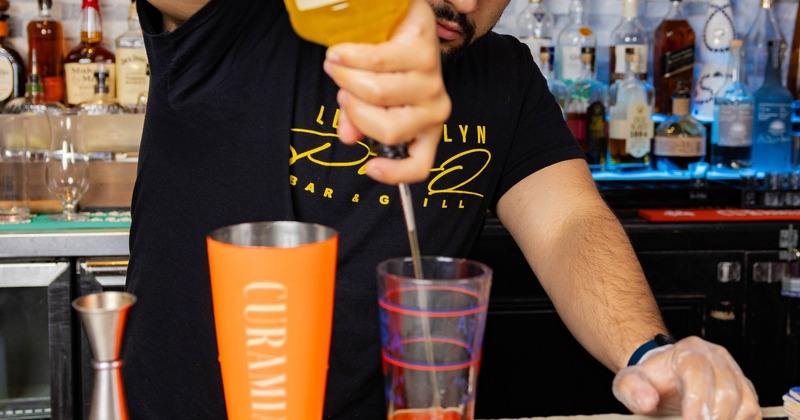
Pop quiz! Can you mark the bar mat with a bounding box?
[0,211,131,231]
[639,209,800,222]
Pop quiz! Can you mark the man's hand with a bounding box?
[612,336,761,419]
[322,0,451,185]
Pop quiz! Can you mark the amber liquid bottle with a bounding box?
[652,0,695,115]
[283,0,410,46]
[63,0,115,107]
[0,15,25,107]
[27,0,64,103]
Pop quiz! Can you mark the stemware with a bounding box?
[45,108,89,221]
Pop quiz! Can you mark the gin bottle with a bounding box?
[711,39,753,170]
[752,40,793,173]
[555,0,595,85]
[540,48,568,118]
[744,0,785,95]
[566,48,608,169]
[607,48,654,171]
[609,0,648,84]
[652,0,695,116]
[653,80,706,171]
[517,0,554,71]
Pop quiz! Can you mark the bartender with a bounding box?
[123,0,761,418]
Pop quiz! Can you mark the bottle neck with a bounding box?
[37,0,53,19]
[624,55,639,80]
[764,42,783,85]
[728,46,746,85]
[568,0,585,24]
[26,75,44,104]
[622,0,638,19]
[127,1,140,31]
[664,0,683,20]
[80,0,103,44]
[579,56,594,80]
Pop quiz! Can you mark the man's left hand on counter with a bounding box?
[612,336,761,419]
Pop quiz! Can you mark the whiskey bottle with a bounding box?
[517,0,554,71]
[609,0,648,84]
[540,48,567,118]
[744,0,785,95]
[0,13,25,107]
[555,0,595,85]
[711,39,753,170]
[27,0,64,103]
[79,62,124,115]
[64,0,115,107]
[115,0,148,110]
[752,40,793,172]
[653,80,706,171]
[607,48,654,171]
[566,48,608,169]
[652,0,695,116]
[283,0,409,46]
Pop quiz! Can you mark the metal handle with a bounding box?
[364,137,409,160]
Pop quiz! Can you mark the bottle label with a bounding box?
[294,0,342,11]
[0,57,13,101]
[663,45,695,78]
[610,102,653,158]
[754,102,792,145]
[560,46,584,82]
[716,104,753,147]
[116,47,149,106]
[613,44,648,76]
[654,135,706,157]
[64,62,116,106]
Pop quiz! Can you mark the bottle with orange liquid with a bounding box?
[64,0,115,107]
[283,0,410,45]
[27,0,64,103]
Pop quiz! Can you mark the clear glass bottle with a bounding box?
[744,0,785,95]
[64,0,116,107]
[711,39,753,170]
[517,0,554,71]
[652,0,695,116]
[566,47,608,169]
[691,0,735,122]
[555,0,595,85]
[0,13,25,108]
[79,62,125,115]
[752,40,793,173]
[27,0,64,103]
[653,80,706,171]
[607,48,654,171]
[540,48,568,118]
[115,0,149,110]
[4,51,66,114]
[609,0,648,84]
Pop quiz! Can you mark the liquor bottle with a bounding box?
[566,47,608,169]
[27,0,64,103]
[711,39,753,170]
[64,0,115,107]
[752,40,793,172]
[283,0,409,46]
[517,0,554,71]
[692,0,735,122]
[607,48,654,171]
[744,0,785,95]
[787,2,800,98]
[540,48,567,118]
[652,0,695,116]
[0,13,25,107]
[4,50,65,114]
[79,62,124,115]
[115,0,148,110]
[609,0,648,84]
[555,0,595,85]
[653,80,706,171]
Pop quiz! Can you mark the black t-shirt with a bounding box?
[124,0,584,418]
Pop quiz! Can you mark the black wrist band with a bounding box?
[627,334,676,366]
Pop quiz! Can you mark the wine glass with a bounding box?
[45,108,90,221]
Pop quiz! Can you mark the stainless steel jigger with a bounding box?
[72,291,137,420]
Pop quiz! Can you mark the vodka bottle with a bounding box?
[652,0,695,116]
[653,80,706,171]
[744,0,785,95]
[752,40,793,172]
[609,0,648,84]
[711,39,753,169]
[692,0,735,122]
[566,48,608,169]
[517,0,554,71]
[555,0,595,85]
[607,48,654,171]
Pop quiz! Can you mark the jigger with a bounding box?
[72,291,137,420]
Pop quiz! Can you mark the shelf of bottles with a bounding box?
[517,0,800,209]
[0,0,147,116]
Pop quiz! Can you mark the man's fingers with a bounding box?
[612,368,661,414]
